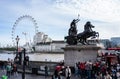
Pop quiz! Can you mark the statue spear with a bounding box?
[78,14,80,20]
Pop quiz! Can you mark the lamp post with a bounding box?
[16,35,20,56]
[22,48,26,79]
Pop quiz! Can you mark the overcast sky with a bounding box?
[0,0,120,46]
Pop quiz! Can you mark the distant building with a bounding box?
[111,37,120,47]
[35,40,66,52]
[99,39,111,49]
[33,32,67,53]
[33,32,52,45]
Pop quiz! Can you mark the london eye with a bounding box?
[11,15,39,47]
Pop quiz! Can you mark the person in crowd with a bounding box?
[7,58,11,65]
[11,59,14,75]
[1,61,6,74]
[101,64,107,77]
[74,63,79,77]
[85,60,92,79]
[65,66,71,79]
[45,65,48,78]
[11,59,14,66]
[79,62,86,78]
[104,71,112,79]
[116,70,120,79]
[59,66,65,79]
[95,72,103,79]
[111,66,117,79]
[53,69,61,79]
[117,64,120,71]
[13,64,18,76]
[6,63,12,78]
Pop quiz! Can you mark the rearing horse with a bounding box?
[77,21,99,44]
[77,31,99,45]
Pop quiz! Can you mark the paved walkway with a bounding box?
[0,70,81,79]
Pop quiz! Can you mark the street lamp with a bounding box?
[22,48,26,79]
[16,35,20,55]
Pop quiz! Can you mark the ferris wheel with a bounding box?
[11,15,39,46]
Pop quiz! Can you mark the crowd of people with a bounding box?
[52,55,120,79]
[0,58,18,78]
[73,60,120,79]
[52,65,72,79]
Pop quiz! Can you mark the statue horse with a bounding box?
[77,31,99,45]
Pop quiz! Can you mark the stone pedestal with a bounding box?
[63,44,103,66]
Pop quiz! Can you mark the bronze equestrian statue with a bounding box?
[65,19,99,45]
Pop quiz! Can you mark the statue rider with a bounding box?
[68,19,80,36]
[84,21,94,35]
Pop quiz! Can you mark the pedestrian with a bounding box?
[116,70,120,79]
[111,66,117,79]
[10,59,14,75]
[54,69,61,79]
[6,63,12,78]
[104,71,112,79]
[65,66,71,79]
[79,62,86,78]
[13,64,18,76]
[95,72,102,79]
[1,61,6,74]
[74,63,79,77]
[45,65,48,78]
[59,66,65,79]
[117,64,120,72]
[85,61,92,79]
